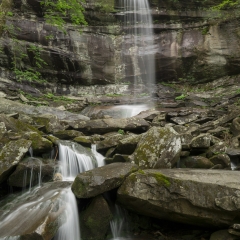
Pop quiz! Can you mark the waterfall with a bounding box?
[110,205,131,240]
[53,188,81,240]
[54,141,105,240]
[58,141,105,180]
[21,158,42,193]
[119,0,155,97]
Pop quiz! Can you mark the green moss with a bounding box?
[95,0,115,12]
[138,169,145,174]
[152,173,171,187]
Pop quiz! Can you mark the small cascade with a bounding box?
[58,141,104,180]
[91,144,105,167]
[54,141,105,240]
[110,205,131,240]
[22,158,43,192]
[28,146,33,157]
[54,188,81,240]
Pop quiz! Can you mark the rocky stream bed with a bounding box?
[1,75,240,239]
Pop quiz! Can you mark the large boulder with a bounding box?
[115,134,142,155]
[0,139,32,184]
[8,157,56,188]
[68,117,150,134]
[117,169,240,227]
[130,126,181,169]
[71,162,138,198]
[96,133,127,152]
[23,132,53,154]
[80,195,113,240]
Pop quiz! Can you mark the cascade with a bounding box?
[22,158,42,192]
[110,205,131,240]
[0,141,105,240]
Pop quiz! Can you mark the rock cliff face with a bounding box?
[0,0,240,94]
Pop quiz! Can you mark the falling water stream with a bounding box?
[119,0,155,96]
[54,141,105,240]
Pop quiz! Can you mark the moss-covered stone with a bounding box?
[180,156,214,169]
[53,130,83,140]
[151,173,171,187]
[23,132,53,154]
[72,163,138,198]
[32,114,63,133]
[81,195,113,240]
[73,136,93,147]
[0,139,32,184]
[131,126,180,169]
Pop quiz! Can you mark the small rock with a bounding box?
[191,134,211,148]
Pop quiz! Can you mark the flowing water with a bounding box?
[119,0,155,97]
[110,205,131,240]
[0,141,105,240]
[54,141,105,240]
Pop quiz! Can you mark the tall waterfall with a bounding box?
[119,0,155,97]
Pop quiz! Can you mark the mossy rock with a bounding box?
[53,130,84,140]
[8,157,56,188]
[23,132,53,154]
[0,139,32,184]
[80,195,113,240]
[32,114,63,133]
[73,136,93,147]
[131,126,180,169]
[180,156,214,169]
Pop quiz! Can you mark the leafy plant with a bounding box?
[211,0,239,10]
[175,94,187,100]
[118,129,125,135]
[41,0,87,30]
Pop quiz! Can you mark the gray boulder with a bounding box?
[130,126,181,169]
[115,134,142,155]
[0,139,32,184]
[71,162,138,198]
[190,134,211,148]
[179,156,214,169]
[68,117,150,134]
[8,157,56,188]
[209,154,231,168]
[117,169,240,227]
[80,195,112,240]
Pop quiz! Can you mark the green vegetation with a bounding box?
[152,173,171,187]
[175,94,187,100]
[106,93,124,97]
[95,0,115,12]
[41,0,87,29]
[118,129,125,135]
[0,0,88,83]
[211,0,239,10]
[138,169,145,174]
[201,26,210,35]
[44,93,74,102]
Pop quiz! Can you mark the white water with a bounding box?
[120,0,155,97]
[55,141,105,240]
[110,205,131,240]
[54,188,81,240]
[58,141,105,181]
[112,104,151,118]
